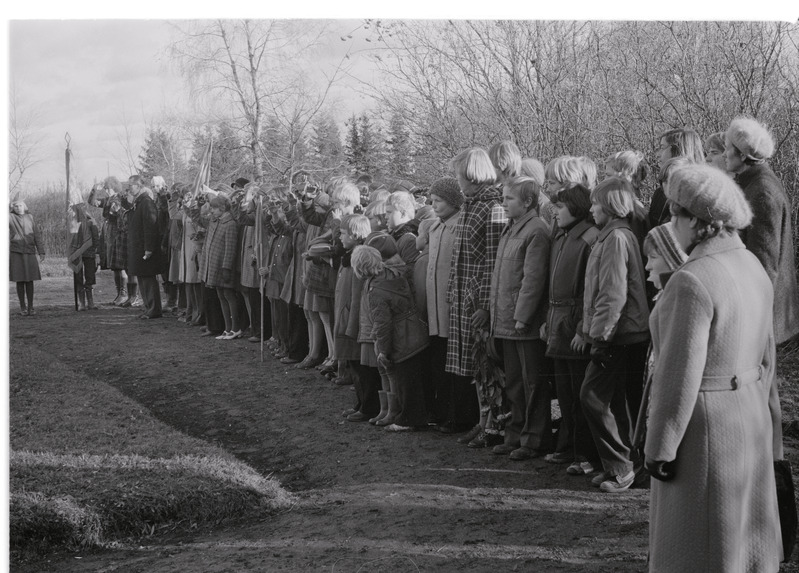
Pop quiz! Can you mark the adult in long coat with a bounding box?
[725,116,799,344]
[645,164,782,572]
[126,177,163,319]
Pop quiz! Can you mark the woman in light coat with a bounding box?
[646,163,782,572]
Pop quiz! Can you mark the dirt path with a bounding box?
[11,275,656,571]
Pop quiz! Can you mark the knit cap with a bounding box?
[366,233,398,260]
[665,163,752,230]
[428,177,464,209]
[645,222,688,271]
[726,117,775,162]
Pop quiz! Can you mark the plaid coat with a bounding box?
[445,185,506,376]
[98,196,127,270]
[198,211,238,288]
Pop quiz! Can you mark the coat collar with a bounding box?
[735,162,771,189]
[464,185,501,204]
[597,217,632,241]
[686,232,745,262]
[504,208,538,235]
[553,218,595,241]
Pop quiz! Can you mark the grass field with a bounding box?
[9,339,293,561]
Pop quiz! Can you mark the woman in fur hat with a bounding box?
[724,116,799,344]
[645,163,783,571]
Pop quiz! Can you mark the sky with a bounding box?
[4,4,797,196]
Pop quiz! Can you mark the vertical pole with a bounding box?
[257,194,264,363]
[65,133,78,311]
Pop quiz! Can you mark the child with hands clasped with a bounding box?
[488,177,552,460]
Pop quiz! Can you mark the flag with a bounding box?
[65,145,92,273]
[191,138,213,201]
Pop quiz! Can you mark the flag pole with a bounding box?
[257,194,264,363]
[65,133,78,312]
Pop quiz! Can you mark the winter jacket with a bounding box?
[423,211,461,337]
[737,162,799,343]
[334,250,363,361]
[582,218,649,346]
[366,257,430,363]
[645,232,781,572]
[9,213,44,256]
[126,193,162,277]
[545,219,599,359]
[198,211,238,288]
[391,219,420,265]
[489,209,550,340]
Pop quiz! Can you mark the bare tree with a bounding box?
[8,81,43,195]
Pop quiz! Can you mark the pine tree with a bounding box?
[138,127,187,186]
[386,111,414,180]
[309,112,344,177]
[344,114,362,176]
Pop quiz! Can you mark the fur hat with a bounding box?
[233,177,251,189]
[726,117,775,162]
[365,233,398,260]
[665,164,753,230]
[428,177,464,209]
[645,223,687,271]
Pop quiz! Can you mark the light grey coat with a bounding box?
[645,233,782,572]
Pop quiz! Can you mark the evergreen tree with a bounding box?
[386,111,414,181]
[138,127,187,186]
[188,122,249,188]
[309,112,344,177]
[344,114,362,176]
[359,113,388,180]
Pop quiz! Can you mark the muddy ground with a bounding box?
[10,273,796,572]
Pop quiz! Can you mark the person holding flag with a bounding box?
[67,202,100,311]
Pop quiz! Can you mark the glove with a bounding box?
[221,268,232,283]
[590,343,614,369]
[645,458,676,482]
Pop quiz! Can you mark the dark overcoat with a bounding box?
[126,193,162,277]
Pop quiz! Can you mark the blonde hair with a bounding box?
[590,177,636,219]
[450,148,497,186]
[605,150,648,193]
[330,180,361,208]
[489,140,522,180]
[520,158,546,187]
[571,156,598,189]
[364,199,387,218]
[344,214,371,240]
[368,188,390,203]
[351,245,384,279]
[387,191,416,217]
[545,156,579,186]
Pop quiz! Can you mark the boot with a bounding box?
[370,391,389,425]
[77,289,86,311]
[164,283,178,313]
[86,288,98,310]
[111,274,123,305]
[375,392,399,427]
[119,283,137,308]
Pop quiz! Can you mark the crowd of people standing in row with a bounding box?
[10,114,798,571]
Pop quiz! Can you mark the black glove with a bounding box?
[590,343,614,369]
[221,268,232,283]
[645,458,676,482]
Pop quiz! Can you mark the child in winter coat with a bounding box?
[542,184,601,475]
[199,194,242,339]
[69,204,100,311]
[352,244,429,432]
[489,177,552,460]
[337,214,379,421]
[386,191,420,265]
[580,177,650,493]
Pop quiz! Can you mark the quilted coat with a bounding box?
[645,233,782,572]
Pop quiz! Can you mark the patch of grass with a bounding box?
[38,256,73,278]
[10,342,294,558]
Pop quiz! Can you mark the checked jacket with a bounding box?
[445,185,506,376]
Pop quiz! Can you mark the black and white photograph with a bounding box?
[6,5,799,571]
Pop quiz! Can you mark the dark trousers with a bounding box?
[501,338,552,451]
[188,283,205,325]
[203,285,225,334]
[74,258,96,289]
[430,336,479,428]
[271,297,290,350]
[287,302,309,360]
[553,358,599,464]
[580,341,647,476]
[138,275,163,318]
[354,361,381,416]
[387,352,428,427]
[244,287,262,335]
